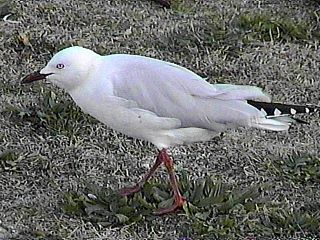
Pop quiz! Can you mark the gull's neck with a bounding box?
[68,57,114,107]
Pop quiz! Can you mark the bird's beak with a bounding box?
[21,71,53,84]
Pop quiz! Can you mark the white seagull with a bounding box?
[22,46,318,214]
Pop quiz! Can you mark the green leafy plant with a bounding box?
[275,155,320,183]
[61,169,320,237]
[0,150,20,171]
[237,14,311,42]
[4,90,95,136]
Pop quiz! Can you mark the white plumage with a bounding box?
[24,46,298,149]
[21,46,317,214]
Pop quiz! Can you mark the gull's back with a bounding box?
[101,54,269,131]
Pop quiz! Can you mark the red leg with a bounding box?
[154,149,186,215]
[118,149,187,215]
[118,151,164,196]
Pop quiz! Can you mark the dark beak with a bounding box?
[21,71,52,84]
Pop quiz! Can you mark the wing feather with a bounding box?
[105,54,270,130]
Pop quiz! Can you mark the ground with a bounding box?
[0,0,320,239]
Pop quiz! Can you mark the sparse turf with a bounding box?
[0,0,320,239]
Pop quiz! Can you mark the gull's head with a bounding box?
[22,46,101,91]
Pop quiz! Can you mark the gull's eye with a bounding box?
[56,63,65,69]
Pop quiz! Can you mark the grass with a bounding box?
[190,12,319,51]
[160,12,319,63]
[1,0,320,239]
[61,170,320,238]
[4,90,95,137]
[170,0,193,13]
[0,150,20,172]
[236,14,318,43]
[270,155,320,184]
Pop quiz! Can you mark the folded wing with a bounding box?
[106,55,277,131]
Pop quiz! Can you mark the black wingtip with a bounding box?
[247,100,318,117]
[292,118,309,124]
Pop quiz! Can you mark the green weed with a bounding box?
[60,170,320,238]
[4,90,95,137]
[0,150,20,172]
[274,155,320,183]
[237,14,312,42]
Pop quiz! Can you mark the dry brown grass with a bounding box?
[0,0,320,239]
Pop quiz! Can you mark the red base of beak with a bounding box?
[21,71,52,84]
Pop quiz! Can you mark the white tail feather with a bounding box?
[251,118,291,131]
